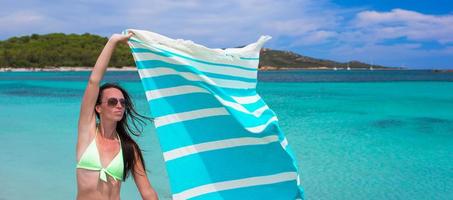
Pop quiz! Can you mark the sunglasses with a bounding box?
[102,97,126,107]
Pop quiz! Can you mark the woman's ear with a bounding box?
[95,104,101,114]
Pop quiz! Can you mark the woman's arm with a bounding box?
[132,149,159,200]
[77,33,133,145]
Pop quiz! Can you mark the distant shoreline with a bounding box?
[0,66,137,72]
[0,66,451,72]
[258,66,396,71]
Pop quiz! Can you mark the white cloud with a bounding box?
[320,8,453,68]
[352,9,453,44]
[0,11,66,36]
[290,30,338,46]
[117,0,344,48]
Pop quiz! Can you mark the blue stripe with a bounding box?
[140,75,257,97]
[240,57,259,60]
[166,143,297,193]
[148,91,278,131]
[128,37,142,43]
[191,180,300,200]
[155,115,276,152]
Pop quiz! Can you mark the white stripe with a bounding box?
[134,51,258,79]
[172,172,298,200]
[163,135,279,161]
[144,85,270,120]
[138,68,255,89]
[245,116,278,133]
[250,104,270,117]
[280,137,288,150]
[145,85,209,100]
[231,94,261,104]
[213,95,269,118]
[130,40,259,71]
[212,77,256,89]
[154,107,229,128]
[144,85,262,106]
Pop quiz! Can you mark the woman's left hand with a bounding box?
[110,32,133,44]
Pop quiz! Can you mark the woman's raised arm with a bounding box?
[77,33,133,143]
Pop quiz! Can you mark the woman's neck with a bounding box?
[98,120,118,139]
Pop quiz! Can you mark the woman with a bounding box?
[76,33,158,200]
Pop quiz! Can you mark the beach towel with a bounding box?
[125,29,304,200]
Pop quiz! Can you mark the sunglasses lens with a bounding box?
[106,98,126,107]
[119,99,126,107]
[107,98,118,107]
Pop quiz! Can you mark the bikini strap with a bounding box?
[117,132,122,149]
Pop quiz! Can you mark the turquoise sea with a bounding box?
[0,70,452,200]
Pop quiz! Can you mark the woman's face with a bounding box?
[96,88,126,122]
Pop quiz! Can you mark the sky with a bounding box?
[1,0,452,69]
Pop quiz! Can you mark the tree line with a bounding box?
[0,33,134,68]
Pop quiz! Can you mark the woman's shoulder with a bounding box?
[76,123,97,155]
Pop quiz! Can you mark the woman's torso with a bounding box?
[76,126,123,200]
[76,169,122,200]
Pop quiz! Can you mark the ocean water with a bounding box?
[0,70,452,200]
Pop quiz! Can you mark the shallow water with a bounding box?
[0,70,452,200]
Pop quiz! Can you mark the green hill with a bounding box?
[0,33,394,69]
[259,48,391,70]
[0,33,133,68]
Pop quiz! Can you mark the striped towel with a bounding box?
[125,29,304,200]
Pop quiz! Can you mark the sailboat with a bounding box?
[347,63,351,70]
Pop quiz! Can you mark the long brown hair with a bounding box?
[95,82,153,180]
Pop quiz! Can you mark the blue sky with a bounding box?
[1,0,452,69]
